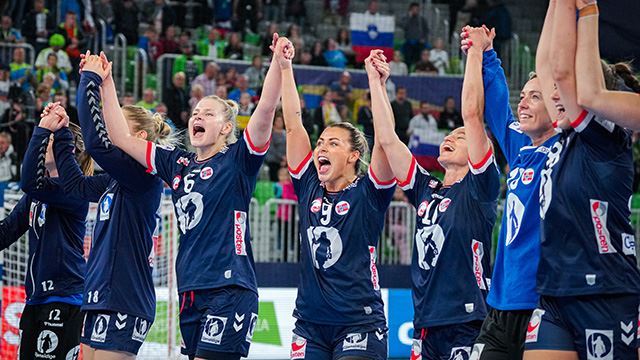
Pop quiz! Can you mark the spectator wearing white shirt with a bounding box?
[429,38,449,75]
[408,101,438,137]
[191,62,219,96]
[390,51,408,76]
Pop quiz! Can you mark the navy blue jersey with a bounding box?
[53,71,162,320]
[481,49,561,310]
[145,130,268,293]
[538,110,640,296]
[399,150,499,328]
[290,152,395,326]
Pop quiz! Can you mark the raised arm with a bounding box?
[536,0,563,125]
[246,34,287,148]
[367,50,412,183]
[0,195,29,251]
[576,1,640,127]
[281,41,313,170]
[462,27,493,164]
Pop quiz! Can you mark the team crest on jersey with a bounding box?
[91,314,110,343]
[438,198,451,212]
[508,121,523,133]
[585,329,613,360]
[590,200,616,254]
[200,166,213,180]
[525,309,545,343]
[172,175,182,190]
[99,193,114,221]
[521,168,534,185]
[410,339,422,360]
[449,347,471,360]
[342,333,368,351]
[417,200,429,217]
[335,201,350,216]
[310,198,322,213]
[471,240,487,290]
[505,193,524,246]
[36,330,58,355]
[416,224,445,271]
[175,192,204,234]
[201,315,226,345]
[307,226,343,270]
[65,345,80,360]
[291,334,307,359]
[176,156,189,166]
[622,233,636,256]
[132,317,150,342]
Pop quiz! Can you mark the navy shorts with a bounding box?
[291,319,388,360]
[524,294,639,359]
[412,321,482,360]
[179,286,258,359]
[80,310,153,355]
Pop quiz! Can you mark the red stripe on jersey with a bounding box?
[289,151,313,175]
[145,141,154,174]
[396,156,417,187]
[469,147,494,169]
[570,110,589,129]
[369,166,395,186]
[245,130,270,153]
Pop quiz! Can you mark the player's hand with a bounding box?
[364,50,383,82]
[576,0,596,10]
[39,103,66,131]
[99,51,113,81]
[79,50,90,74]
[461,25,495,54]
[273,36,294,70]
[83,54,111,80]
[372,54,390,85]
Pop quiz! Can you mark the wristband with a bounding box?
[579,3,598,17]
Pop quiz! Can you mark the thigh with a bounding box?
[523,304,575,357]
[334,326,388,360]
[19,303,83,360]
[81,310,152,356]
[472,309,532,360]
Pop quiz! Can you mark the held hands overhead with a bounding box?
[364,50,390,87]
[39,102,70,132]
[460,25,496,55]
[270,33,295,70]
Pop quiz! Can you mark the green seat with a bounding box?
[254,181,275,205]
[244,32,260,46]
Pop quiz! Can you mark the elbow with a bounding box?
[551,65,572,83]
[576,87,600,109]
[375,132,399,149]
[461,104,482,125]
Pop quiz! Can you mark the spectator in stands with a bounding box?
[188,84,205,112]
[402,2,429,67]
[338,104,351,123]
[413,49,439,75]
[173,41,204,86]
[35,83,52,113]
[113,0,140,44]
[120,93,135,106]
[213,0,234,29]
[286,24,304,63]
[299,50,312,65]
[390,50,409,76]
[263,0,280,22]
[238,91,255,116]
[161,25,180,54]
[163,71,190,129]
[35,34,72,76]
[0,132,18,183]
[0,101,33,165]
[244,55,265,90]
[314,89,341,126]
[265,111,287,181]
[430,38,449,75]
[310,41,328,67]
[233,0,262,34]
[1,15,22,43]
[225,67,238,88]
[329,71,353,108]
[481,0,512,58]
[56,11,84,77]
[408,101,438,137]
[178,30,195,52]
[357,91,374,150]
[323,38,348,69]
[144,28,164,70]
[224,32,244,60]
[53,91,78,126]
[285,0,307,27]
[0,67,10,115]
[261,23,278,57]
[21,0,55,53]
[136,88,159,111]
[336,28,355,65]
[192,62,219,96]
[299,95,319,140]
[93,0,115,31]
[365,0,380,16]
[438,96,463,130]
[36,53,69,92]
[228,75,257,102]
[215,83,228,99]
[141,0,176,35]
[324,0,349,22]
[10,48,34,94]
[275,166,297,260]
[391,86,412,144]
[199,28,223,59]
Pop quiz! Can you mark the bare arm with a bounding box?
[536,0,561,124]
[576,3,640,128]
[281,55,312,170]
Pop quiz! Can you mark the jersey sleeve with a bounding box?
[0,195,29,251]
[144,141,191,185]
[289,151,319,199]
[396,156,439,207]
[233,130,270,177]
[569,109,632,161]
[482,49,531,165]
[53,127,111,203]
[77,71,157,192]
[363,166,396,211]
[467,147,501,202]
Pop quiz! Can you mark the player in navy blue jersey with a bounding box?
[458,21,559,359]
[0,107,91,360]
[367,39,500,359]
[84,35,291,360]
[281,48,396,358]
[523,1,640,359]
[48,55,174,359]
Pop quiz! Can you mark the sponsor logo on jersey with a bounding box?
[586,329,613,360]
[589,200,616,254]
[509,121,523,133]
[132,317,150,343]
[307,226,343,270]
[525,309,545,343]
[622,233,636,256]
[234,211,248,256]
[471,240,486,290]
[342,333,368,351]
[438,198,451,212]
[505,193,524,246]
[428,179,439,189]
[37,204,47,228]
[335,201,350,216]
[449,347,471,360]
[410,339,422,360]
[521,168,534,185]
[29,201,35,225]
[201,315,227,345]
[91,314,110,343]
[176,156,189,166]
[310,198,322,213]
[417,200,428,217]
[291,334,307,359]
[200,166,213,180]
[246,313,259,342]
[369,246,380,290]
[416,224,445,271]
[35,330,58,357]
[172,175,181,190]
[99,193,114,221]
[620,320,634,346]
[65,345,80,360]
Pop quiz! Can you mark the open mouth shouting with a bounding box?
[317,155,332,175]
[192,123,206,138]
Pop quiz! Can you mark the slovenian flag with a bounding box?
[350,12,395,63]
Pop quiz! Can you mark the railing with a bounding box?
[133,48,149,100]
[112,33,128,96]
[92,18,108,54]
